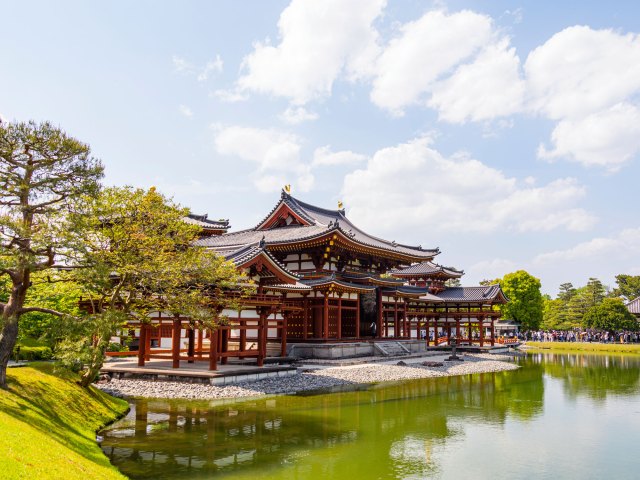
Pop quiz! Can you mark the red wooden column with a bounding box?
[393,297,399,338]
[239,311,246,352]
[171,318,181,368]
[302,295,309,340]
[137,325,147,367]
[208,328,218,371]
[403,300,408,338]
[479,316,485,347]
[221,328,229,365]
[280,313,288,357]
[355,293,361,339]
[323,293,329,340]
[337,296,342,340]
[490,318,495,346]
[187,327,195,364]
[425,317,430,346]
[197,327,203,359]
[257,313,265,367]
[455,318,460,342]
[376,288,383,339]
[144,324,152,361]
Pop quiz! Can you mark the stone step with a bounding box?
[374,341,411,357]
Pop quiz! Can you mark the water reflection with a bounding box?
[528,352,640,402]
[101,353,640,480]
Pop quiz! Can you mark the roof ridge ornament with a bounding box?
[282,184,291,198]
[259,235,266,248]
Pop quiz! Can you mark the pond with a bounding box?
[100,353,640,479]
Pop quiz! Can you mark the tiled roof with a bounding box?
[197,191,438,261]
[185,214,229,230]
[626,297,640,315]
[301,274,377,292]
[340,272,405,285]
[263,281,312,292]
[195,225,328,248]
[435,285,508,303]
[212,243,299,281]
[390,261,463,278]
[382,285,431,296]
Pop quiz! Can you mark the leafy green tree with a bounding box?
[0,121,103,387]
[495,270,543,330]
[542,297,562,330]
[582,298,638,332]
[584,277,606,306]
[612,274,640,301]
[557,282,576,302]
[17,271,83,342]
[59,186,249,386]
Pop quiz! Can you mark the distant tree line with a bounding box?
[481,271,639,334]
[541,275,639,332]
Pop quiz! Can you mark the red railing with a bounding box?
[496,336,518,344]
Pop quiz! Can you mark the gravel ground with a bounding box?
[95,354,519,401]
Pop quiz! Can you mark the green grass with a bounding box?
[523,341,640,354]
[0,363,129,480]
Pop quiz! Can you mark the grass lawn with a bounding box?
[0,363,129,480]
[523,341,640,354]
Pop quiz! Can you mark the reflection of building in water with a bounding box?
[111,190,508,370]
[101,366,544,478]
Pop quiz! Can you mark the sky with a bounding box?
[2,0,640,295]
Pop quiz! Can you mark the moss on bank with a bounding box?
[524,341,640,354]
[0,363,129,480]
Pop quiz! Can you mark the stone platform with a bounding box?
[100,358,297,385]
[287,340,515,360]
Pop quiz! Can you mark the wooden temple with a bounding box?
[126,190,508,370]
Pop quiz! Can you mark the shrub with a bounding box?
[14,346,54,361]
[107,342,127,352]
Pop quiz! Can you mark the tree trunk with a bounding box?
[80,330,110,387]
[0,315,19,388]
[0,278,30,388]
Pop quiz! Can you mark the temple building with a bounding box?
[627,297,640,319]
[129,190,508,369]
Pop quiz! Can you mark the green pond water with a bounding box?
[101,353,640,479]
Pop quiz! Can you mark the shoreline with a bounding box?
[95,353,520,401]
[520,341,640,354]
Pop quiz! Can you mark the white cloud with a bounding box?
[213,125,313,192]
[342,136,595,234]
[212,89,248,103]
[236,0,385,104]
[178,104,193,117]
[370,10,494,115]
[525,26,640,120]
[428,38,525,123]
[172,55,194,74]
[531,228,640,291]
[534,228,640,264]
[279,106,318,125]
[172,54,223,81]
[525,26,640,169]
[537,102,640,171]
[312,146,367,167]
[197,55,223,82]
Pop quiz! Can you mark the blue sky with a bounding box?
[2,0,640,294]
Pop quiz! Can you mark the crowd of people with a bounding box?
[520,329,640,344]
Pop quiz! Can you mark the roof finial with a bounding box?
[284,184,291,194]
[337,200,343,210]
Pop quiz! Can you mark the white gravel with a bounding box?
[95,354,519,401]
